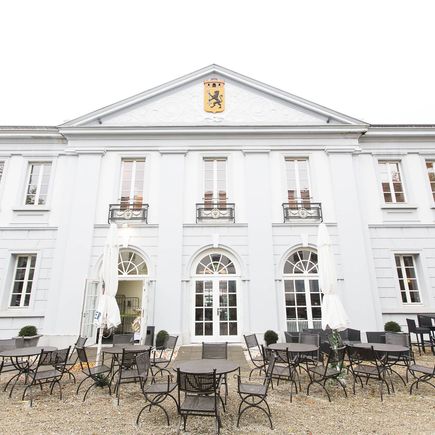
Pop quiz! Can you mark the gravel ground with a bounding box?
[0,350,434,435]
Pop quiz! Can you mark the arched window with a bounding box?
[283,248,321,332]
[118,249,147,276]
[196,253,236,275]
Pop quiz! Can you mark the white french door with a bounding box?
[80,279,100,343]
[193,278,239,342]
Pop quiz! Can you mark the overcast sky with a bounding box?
[1,0,434,126]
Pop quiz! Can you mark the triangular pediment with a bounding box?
[61,65,364,127]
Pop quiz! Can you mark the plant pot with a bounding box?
[15,335,42,347]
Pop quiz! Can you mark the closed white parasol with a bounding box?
[94,223,121,365]
[317,222,348,331]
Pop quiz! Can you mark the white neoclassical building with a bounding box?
[0,65,434,347]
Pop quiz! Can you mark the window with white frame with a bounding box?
[25,162,52,205]
[285,158,311,205]
[395,254,421,304]
[203,158,227,206]
[379,161,405,203]
[9,255,37,307]
[119,159,146,208]
[426,161,435,202]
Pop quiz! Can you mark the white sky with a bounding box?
[0,0,434,126]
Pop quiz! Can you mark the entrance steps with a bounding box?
[174,344,250,370]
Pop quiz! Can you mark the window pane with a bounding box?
[10,255,36,307]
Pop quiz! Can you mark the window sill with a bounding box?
[13,207,51,213]
[381,204,418,213]
[0,310,44,318]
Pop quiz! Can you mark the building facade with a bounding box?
[0,65,434,347]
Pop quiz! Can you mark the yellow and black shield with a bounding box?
[204,79,225,113]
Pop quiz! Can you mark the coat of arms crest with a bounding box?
[204,79,225,113]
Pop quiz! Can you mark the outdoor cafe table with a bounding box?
[343,342,408,353]
[0,346,57,395]
[173,359,240,375]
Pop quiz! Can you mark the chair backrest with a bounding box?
[40,349,58,366]
[366,331,386,344]
[113,334,134,345]
[166,335,178,350]
[284,331,299,343]
[0,338,17,352]
[417,315,433,328]
[274,348,290,364]
[202,342,227,359]
[347,345,378,365]
[385,332,409,347]
[120,348,138,370]
[406,318,417,333]
[244,334,259,350]
[76,347,91,373]
[177,369,219,396]
[75,336,87,349]
[347,328,361,342]
[54,347,71,370]
[263,353,277,392]
[300,333,320,346]
[136,350,151,382]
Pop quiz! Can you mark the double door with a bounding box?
[193,278,239,342]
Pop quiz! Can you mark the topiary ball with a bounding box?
[384,321,401,333]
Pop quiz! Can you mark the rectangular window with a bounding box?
[9,255,37,307]
[285,158,311,205]
[426,161,435,202]
[379,161,405,203]
[119,159,145,209]
[395,254,421,304]
[203,158,227,207]
[25,162,52,205]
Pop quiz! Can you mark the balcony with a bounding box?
[282,202,322,223]
[196,202,235,223]
[108,203,149,224]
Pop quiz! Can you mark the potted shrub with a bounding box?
[264,330,278,346]
[155,330,169,349]
[384,321,401,333]
[16,325,42,347]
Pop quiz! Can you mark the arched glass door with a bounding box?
[283,249,321,332]
[193,253,239,342]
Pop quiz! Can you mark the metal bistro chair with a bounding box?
[177,369,222,434]
[236,352,276,430]
[243,334,265,379]
[136,351,178,427]
[306,346,347,402]
[366,332,386,344]
[417,314,435,345]
[114,348,147,405]
[347,345,393,401]
[76,347,112,402]
[272,348,300,402]
[339,328,361,343]
[202,342,228,403]
[152,335,178,377]
[299,332,320,367]
[409,362,435,394]
[407,318,434,355]
[385,332,414,384]
[63,336,87,383]
[22,347,70,407]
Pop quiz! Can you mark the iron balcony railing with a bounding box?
[282,202,322,223]
[196,202,235,223]
[108,203,149,224]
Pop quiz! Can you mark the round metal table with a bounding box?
[0,346,58,396]
[268,343,319,353]
[349,343,408,353]
[173,359,240,375]
[0,346,57,358]
[102,345,151,356]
